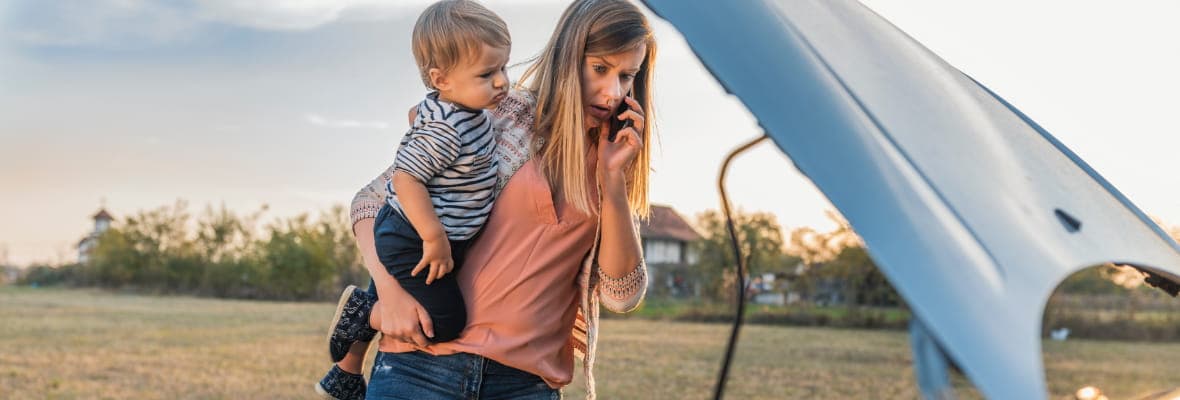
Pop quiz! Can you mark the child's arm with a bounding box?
[350,164,436,345]
[392,171,453,285]
[392,115,463,285]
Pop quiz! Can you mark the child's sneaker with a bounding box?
[328,285,377,363]
[314,364,366,400]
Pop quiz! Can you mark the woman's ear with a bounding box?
[428,68,450,91]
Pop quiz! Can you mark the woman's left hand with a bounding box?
[598,96,645,176]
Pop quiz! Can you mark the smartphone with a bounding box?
[608,91,634,142]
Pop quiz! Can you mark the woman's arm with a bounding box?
[349,165,394,227]
[594,95,650,312]
[597,172,644,279]
[596,171,648,313]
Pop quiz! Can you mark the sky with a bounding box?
[2,0,1178,266]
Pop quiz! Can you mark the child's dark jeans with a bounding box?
[373,204,472,342]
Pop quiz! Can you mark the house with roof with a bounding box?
[639,205,703,297]
[77,208,114,264]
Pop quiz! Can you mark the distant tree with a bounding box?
[691,209,796,301]
[17,263,77,286]
[88,200,194,288]
[194,203,266,297]
[1057,264,1143,295]
[808,246,902,307]
[253,206,363,300]
[785,210,863,266]
[786,210,901,307]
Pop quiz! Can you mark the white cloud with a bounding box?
[192,0,558,31]
[4,0,562,49]
[2,0,418,49]
[305,113,391,130]
[194,0,418,31]
[4,0,202,48]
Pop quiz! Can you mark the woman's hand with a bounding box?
[374,281,435,347]
[598,95,645,177]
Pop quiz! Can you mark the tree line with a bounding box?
[18,200,1167,308]
[19,201,368,301]
[687,208,1180,307]
[689,209,903,308]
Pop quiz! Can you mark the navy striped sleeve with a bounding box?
[394,121,462,183]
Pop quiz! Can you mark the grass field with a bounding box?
[1,287,1176,399]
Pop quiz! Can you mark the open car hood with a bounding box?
[641,0,1180,398]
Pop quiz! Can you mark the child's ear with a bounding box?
[428,68,450,91]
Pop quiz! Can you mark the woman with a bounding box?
[345,1,657,398]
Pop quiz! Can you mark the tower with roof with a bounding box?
[77,208,114,264]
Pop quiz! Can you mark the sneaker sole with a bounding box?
[313,381,336,399]
[327,285,359,363]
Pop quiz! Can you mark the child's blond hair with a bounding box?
[412,0,511,90]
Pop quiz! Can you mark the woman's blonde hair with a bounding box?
[518,0,657,219]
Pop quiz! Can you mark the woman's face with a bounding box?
[581,44,646,131]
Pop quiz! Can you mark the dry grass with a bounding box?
[1,287,1176,399]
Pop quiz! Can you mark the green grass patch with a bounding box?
[612,298,911,330]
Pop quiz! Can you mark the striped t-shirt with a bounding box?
[387,92,498,240]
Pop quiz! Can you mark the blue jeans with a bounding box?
[367,351,561,400]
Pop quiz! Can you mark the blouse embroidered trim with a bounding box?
[598,260,648,302]
[349,166,397,226]
[489,91,537,193]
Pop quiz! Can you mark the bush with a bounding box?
[67,201,367,301]
[17,263,80,287]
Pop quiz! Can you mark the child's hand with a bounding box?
[411,236,453,285]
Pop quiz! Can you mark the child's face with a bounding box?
[434,44,510,110]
